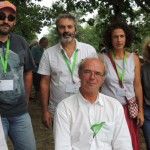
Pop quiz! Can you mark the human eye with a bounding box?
[120,35,125,38]
[68,25,73,29]
[83,70,91,75]
[59,25,65,30]
[112,35,118,39]
[95,72,103,77]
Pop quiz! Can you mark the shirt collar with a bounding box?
[77,91,104,106]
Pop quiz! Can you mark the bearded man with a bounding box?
[38,13,97,128]
[0,1,36,150]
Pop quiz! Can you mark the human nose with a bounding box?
[89,72,96,79]
[118,36,122,42]
[64,27,69,32]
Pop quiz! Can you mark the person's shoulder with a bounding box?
[142,62,150,70]
[10,33,28,47]
[100,93,123,107]
[77,41,94,48]
[10,33,25,41]
[31,45,38,50]
[44,43,59,53]
[57,94,77,110]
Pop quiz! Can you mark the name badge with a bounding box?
[116,88,126,96]
[66,82,79,93]
[0,80,13,91]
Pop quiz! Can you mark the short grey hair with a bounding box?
[56,13,77,32]
[78,57,107,77]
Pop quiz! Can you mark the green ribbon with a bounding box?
[91,122,105,138]
[112,51,127,83]
[61,49,78,82]
[0,39,10,75]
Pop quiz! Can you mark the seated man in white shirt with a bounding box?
[0,117,8,150]
[54,58,133,150]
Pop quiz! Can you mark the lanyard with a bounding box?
[61,49,78,82]
[0,39,10,75]
[91,122,105,138]
[112,51,127,83]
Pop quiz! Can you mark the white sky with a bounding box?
[32,0,57,39]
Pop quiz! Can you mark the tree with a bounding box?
[47,0,149,52]
[49,0,150,23]
[8,0,52,42]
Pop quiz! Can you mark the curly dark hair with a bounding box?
[103,22,135,50]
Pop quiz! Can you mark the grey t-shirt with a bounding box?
[0,33,35,117]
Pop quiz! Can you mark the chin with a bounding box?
[0,30,10,35]
[61,37,74,44]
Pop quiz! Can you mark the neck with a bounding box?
[62,40,76,58]
[80,89,98,104]
[113,49,125,60]
[0,34,9,43]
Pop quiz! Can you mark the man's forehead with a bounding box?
[84,60,104,70]
[58,18,75,24]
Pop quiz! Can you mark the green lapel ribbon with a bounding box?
[90,122,105,138]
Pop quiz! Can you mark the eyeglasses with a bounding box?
[82,70,104,78]
[0,13,16,22]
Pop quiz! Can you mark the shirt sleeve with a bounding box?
[38,50,51,75]
[112,104,133,150]
[53,102,72,150]
[0,117,8,150]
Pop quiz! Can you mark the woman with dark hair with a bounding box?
[141,37,150,150]
[99,22,144,150]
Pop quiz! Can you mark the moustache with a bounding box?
[0,23,11,28]
[62,32,71,36]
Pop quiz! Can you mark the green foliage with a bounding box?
[8,0,149,53]
[9,0,51,42]
[47,0,149,54]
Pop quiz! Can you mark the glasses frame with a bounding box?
[82,69,104,78]
[0,13,16,22]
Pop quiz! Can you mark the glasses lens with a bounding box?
[0,13,15,22]
[8,15,16,21]
[0,13,6,20]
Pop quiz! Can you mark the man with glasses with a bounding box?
[38,13,97,128]
[0,1,36,150]
[54,58,132,150]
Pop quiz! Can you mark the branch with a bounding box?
[135,0,150,13]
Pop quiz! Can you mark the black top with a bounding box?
[141,63,150,107]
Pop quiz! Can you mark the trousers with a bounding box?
[2,113,36,150]
[142,106,150,150]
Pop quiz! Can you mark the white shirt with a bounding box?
[0,117,8,150]
[101,53,135,105]
[54,92,133,150]
[38,40,97,116]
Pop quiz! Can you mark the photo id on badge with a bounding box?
[116,88,126,96]
[66,82,79,93]
[0,80,13,91]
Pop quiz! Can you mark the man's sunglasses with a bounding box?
[0,13,16,22]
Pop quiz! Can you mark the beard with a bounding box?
[59,32,75,44]
[0,23,13,35]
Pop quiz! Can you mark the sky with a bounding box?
[32,0,57,39]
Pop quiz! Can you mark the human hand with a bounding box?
[137,111,144,127]
[42,111,53,129]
